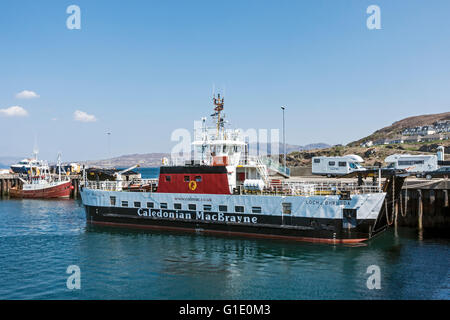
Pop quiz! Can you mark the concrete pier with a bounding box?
[0,175,21,196]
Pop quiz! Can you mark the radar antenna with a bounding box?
[213,93,224,137]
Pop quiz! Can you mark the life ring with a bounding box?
[188,180,197,191]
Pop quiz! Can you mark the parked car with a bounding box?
[419,166,450,179]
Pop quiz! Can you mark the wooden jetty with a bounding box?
[397,179,449,231]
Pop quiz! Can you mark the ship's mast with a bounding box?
[57,153,62,182]
[33,135,39,161]
[213,93,224,137]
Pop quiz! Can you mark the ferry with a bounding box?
[80,95,404,243]
[10,156,46,174]
[10,154,73,199]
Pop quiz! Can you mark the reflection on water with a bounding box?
[0,198,448,299]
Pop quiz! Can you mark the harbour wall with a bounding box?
[396,179,449,230]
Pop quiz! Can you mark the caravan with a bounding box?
[384,154,438,174]
[312,155,366,177]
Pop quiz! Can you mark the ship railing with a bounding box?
[128,178,159,186]
[84,178,159,192]
[238,155,262,166]
[239,156,290,176]
[84,180,123,191]
[166,157,211,167]
[255,180,382,196]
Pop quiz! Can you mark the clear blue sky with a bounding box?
[1,0,449,161]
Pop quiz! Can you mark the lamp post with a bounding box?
[281,106,286,171]
[107,131,111,168]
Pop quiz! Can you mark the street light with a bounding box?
[107,131,111,168]
[281,106,286,171]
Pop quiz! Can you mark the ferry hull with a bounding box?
[80,183,391,244]
[83,204,380,244]
[10,181,72,199]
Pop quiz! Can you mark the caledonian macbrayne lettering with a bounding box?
[137,208,258,224]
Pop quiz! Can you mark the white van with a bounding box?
[312,155,366,177]
[384,154,438,173]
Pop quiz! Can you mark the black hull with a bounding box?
[84,205,382,244]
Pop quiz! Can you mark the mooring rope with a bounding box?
[384,178,394,226]
[392,177,395,222]
[385,197,393,226]
[399,189,404,216]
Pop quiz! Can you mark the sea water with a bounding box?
[0,168,448,299]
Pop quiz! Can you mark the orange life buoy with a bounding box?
[188,180,197,191]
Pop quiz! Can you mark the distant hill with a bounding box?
[286,111,450,168]
[348,111,450,147]
[78,143,332,168]
[80,153,169,168]
[286,142,450,168]
[248,142,331,154]
[0,156,21,169]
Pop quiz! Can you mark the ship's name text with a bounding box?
[137,208,258,224]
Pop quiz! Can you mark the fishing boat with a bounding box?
[10,154,73,199]
[80,94,404,243]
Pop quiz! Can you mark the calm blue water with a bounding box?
[0,176,449,299]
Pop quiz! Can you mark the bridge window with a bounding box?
[219,205,227,212]
[134,202,141,208]
[110,196,116,206]
[188,204,196,211]
[195,176,202,182]
[235,206,244,213]
[282,203,292,214]
[203,204,212,211]
[165,175,171,182]
[174,203,182,210]
[147,202,154,208]
[160,203,168,209]
[398,160,425,166]
[121,201,128,207]
[252,206,262,213]
[184,176,190,182]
